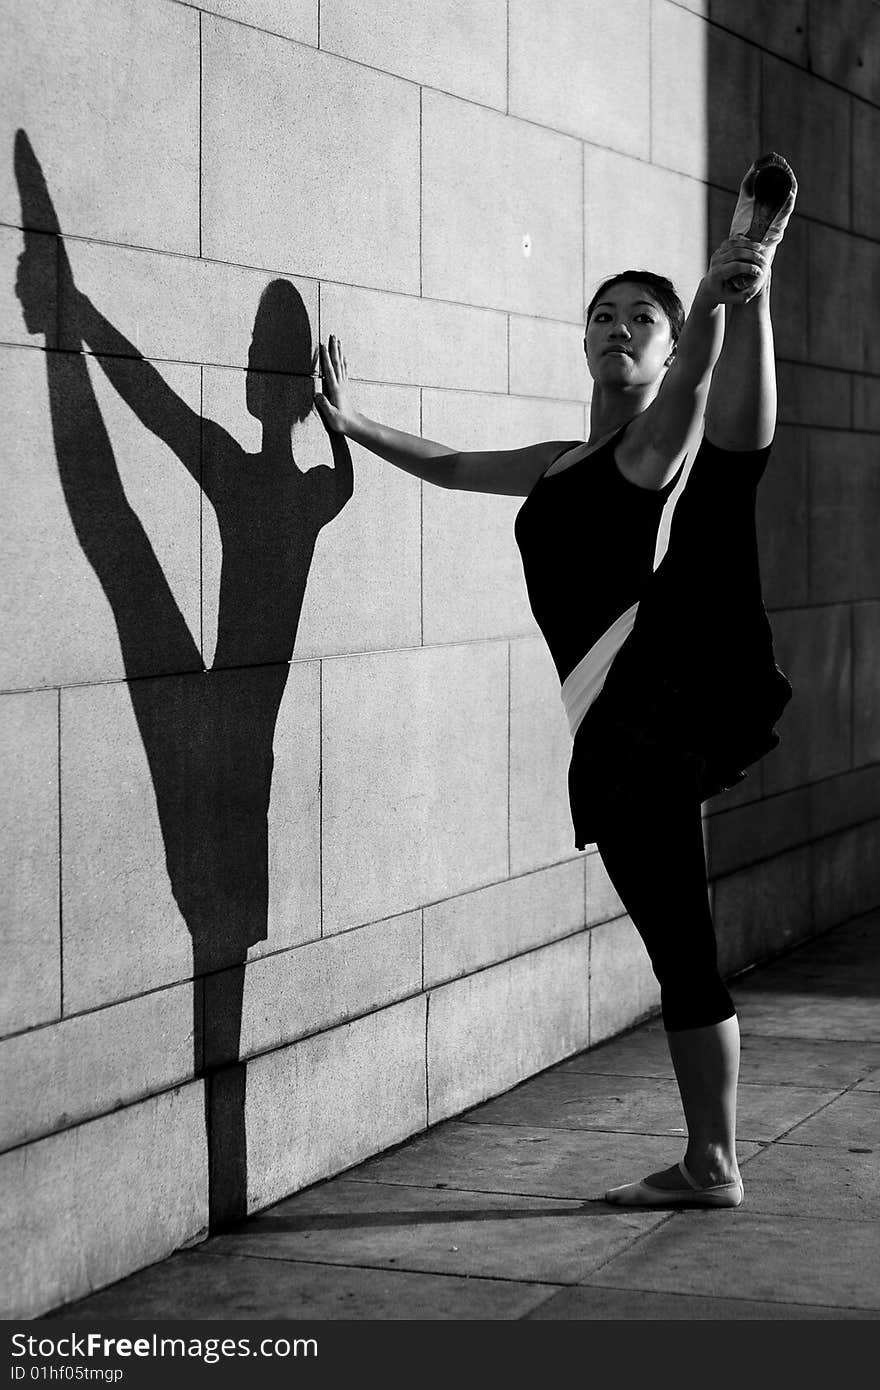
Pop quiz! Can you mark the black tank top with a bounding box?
[514,422,681,683]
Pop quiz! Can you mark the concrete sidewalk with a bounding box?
[50,911,880,1321]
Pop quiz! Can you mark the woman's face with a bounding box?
[584,284,675,388]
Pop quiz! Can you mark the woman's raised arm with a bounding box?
[619,238,770,488]
[314,336,570,497]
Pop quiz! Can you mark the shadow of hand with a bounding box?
[13,128,76,336]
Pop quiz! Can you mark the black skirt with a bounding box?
[567,435,793,851]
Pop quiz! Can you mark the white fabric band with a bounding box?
[561,600,640,739]
[556,437,695,741]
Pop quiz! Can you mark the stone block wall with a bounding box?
[699,0,880,971]
[1,0,877,1316]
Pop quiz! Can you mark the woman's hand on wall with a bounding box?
[314,335,356,434]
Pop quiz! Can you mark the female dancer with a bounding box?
[316,154,797,1209]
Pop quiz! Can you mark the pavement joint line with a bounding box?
[344,1175,619,1202]
[776,1138,880,1152]
[210,1184,591,1209]
[557,1069,868,1090]
[574,1211,678,1282]
[736,1030,880,1043]
[765,1085,876,1143]
[569,1278,880,1315]
[192,1225,682,1287]
[457,1119,811,1142]
[745,1207,880,1223]
[502,1070,861,1092]
[177,1245,573,1288]
[519,1288,572,1320]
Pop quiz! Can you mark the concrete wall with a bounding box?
[1,0,877,1316]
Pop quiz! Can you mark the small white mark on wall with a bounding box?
[522,233,532,258]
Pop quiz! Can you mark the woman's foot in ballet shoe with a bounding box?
[730,151,797,250]
[605,1159,743,1209]
[727,152,797,292]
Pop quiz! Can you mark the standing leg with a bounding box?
[594,771,743,1204]
[667,1016,741,1187]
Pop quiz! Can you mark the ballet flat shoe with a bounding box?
[727,151,797,294]
[729,151,798,254]
[604,1160,744,1209]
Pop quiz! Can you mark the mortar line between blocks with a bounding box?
[505,0,510,115]
[199,368,205,661]
[419,391,424,646]
[506,642,511,880]
[198,10,203,260]
[849,95,854,243]
[425,988,431,1126]
[319,659,324,935]
[758,34,764,152]
[648,0,654,164]
[849,600,856,796]
[506,314,510,393]
[418,86,423,298]
[0,912,608,1048]
[849,370,855,431]
[805,427,813,603]
[2,219,875,318]
[580,139,586,319]
[806,224,814,367]
[57,687,63,1018]
[586,901,592,1050]
[182,0,877,117]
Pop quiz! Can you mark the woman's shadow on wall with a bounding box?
[14,129,353,1230]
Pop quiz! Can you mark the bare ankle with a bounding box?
[685,1142,739,1186]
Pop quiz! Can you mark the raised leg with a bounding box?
[704,279,776,452]
[705,150,796,451]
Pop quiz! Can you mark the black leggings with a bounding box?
[594,771,735,1033]
[573,437,784,1033]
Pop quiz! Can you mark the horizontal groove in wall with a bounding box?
[3,334,879,394]
[0,931,592,1159]
[10,598,880,699]
[3,334,863,391]
[174,0,880,127]
[5,797,879,1046]
[2,202,877,322]
[0,631,549,700]
[707,812,880,879]
[0,858,593,1043]
[665,0,880,111]
[14,884,872,1163]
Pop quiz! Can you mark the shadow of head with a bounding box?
[246,279,314,428]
